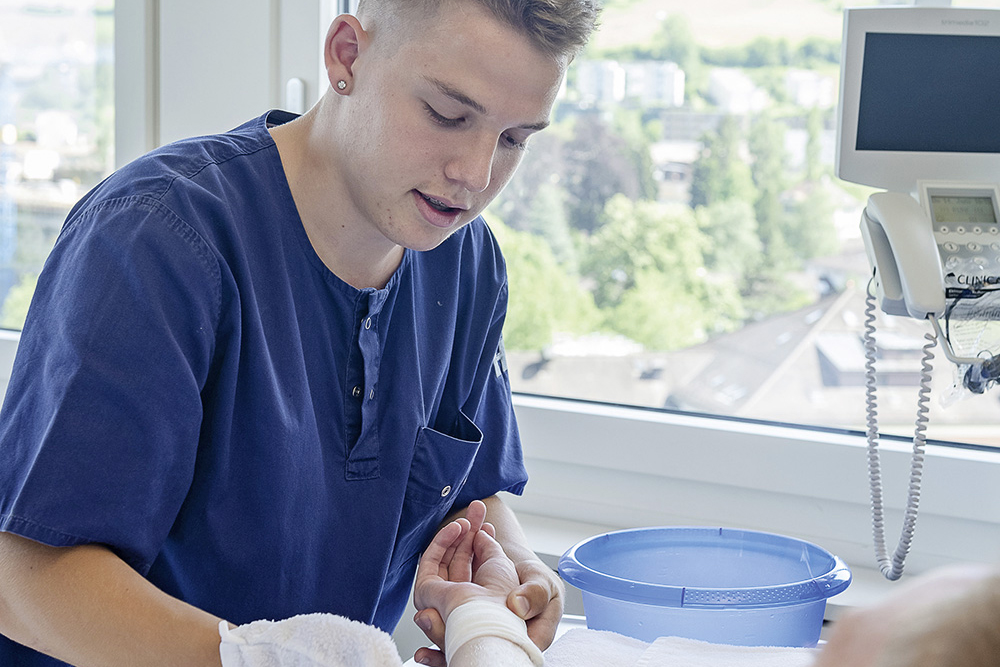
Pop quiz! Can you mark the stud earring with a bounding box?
[337,80,347,91]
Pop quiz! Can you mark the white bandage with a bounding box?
[444,599,544,667]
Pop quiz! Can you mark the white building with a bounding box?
[785,68,836,108]
[575,60,626,107]
[575,59,685,108]
[621,61,685,108]
[707,68,770,114]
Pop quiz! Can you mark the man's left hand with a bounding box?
[506,557,564,650]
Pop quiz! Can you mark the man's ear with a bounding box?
[324,14,369,93]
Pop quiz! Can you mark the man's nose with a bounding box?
[445,134,497,194]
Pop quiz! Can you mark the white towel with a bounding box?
[543,628,819,667]
[543,628,649,667]
[635,635,818,667]
[219,614,404,667]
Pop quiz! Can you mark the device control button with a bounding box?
[973,226,984,235]
[944,242,960,252]
[968,242,981,252]
[991,227,1000,235]
[992,243,1000,251]
[974,257,988,268]
[956,226,967,234]
[939,225,951,234]
[946,256,961,269]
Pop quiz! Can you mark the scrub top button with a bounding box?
[441,485,452,498]
[352,386,362,398]
[364,317,372,330]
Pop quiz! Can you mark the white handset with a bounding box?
[859,191,947,581]
[860,191,946,320]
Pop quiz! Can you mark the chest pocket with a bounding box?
[393,411,483,566]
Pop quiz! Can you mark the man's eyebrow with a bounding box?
[427,77,550,132]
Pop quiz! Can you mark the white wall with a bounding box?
[116,0,329,165]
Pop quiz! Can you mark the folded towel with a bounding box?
[219,614,404,667]
[543,628,649,667]
[636,635,818,667]
[543,628,819,667]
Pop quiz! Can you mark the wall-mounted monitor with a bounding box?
[836,6,1000,193]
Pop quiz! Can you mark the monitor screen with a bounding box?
[836,7,1000,192]
[857,33,1000,154]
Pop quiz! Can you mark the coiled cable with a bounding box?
[863,280,933,580]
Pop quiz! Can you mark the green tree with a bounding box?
[613,109,658,201]
[488,216,599,351]
[651,14,705,101]
[582,196,704,308]
[580,196,744,349]
[608,268,711,350]
[689,115,756,209]
[739,266,813,321]
[784,182,839,261]
[798,37,841,68]
[747,113,791,264]
[804,107,824,183]
[521,181,578,271]
[563,114,647,234]
[744,37,793,68]
[696,199,762,280]
[1,273,38,330]
[489,130,567,234]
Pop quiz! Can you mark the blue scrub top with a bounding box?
[0,111,527,665]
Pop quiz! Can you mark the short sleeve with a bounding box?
[454,277,528,509]
[0,194,221,573]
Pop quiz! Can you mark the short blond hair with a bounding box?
[356,0,600,60]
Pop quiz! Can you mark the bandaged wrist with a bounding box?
[444,599,544,667]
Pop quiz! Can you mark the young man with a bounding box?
[0,0,599,664]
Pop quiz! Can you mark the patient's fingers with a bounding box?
[473,522,497,572]
[438,518,471,576]
[448,501,487,582]
[465,500,487,532]
[416,521,463,584]
[413,645,446,667]
[473,528,507,562]
[449,523,477,583]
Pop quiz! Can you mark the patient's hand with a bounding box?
[413,504,519,620]
[412,501,522,666]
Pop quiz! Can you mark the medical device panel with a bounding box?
[837,5,1000,580]
[836,6,1000,194]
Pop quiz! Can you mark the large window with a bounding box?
[484,0,1000,449]
[0,1,114,330]
[7,1,999,448]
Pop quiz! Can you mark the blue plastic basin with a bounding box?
[558,527,851,647]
